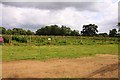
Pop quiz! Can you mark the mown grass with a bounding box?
[2,44,118,61]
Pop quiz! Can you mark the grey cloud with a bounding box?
[18,24,44,32]
[2,2,99,11]
[3,24,43,32]
[1,1,118,33]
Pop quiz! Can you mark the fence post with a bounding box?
[11,35,12,45]
[93,36,95,43]
[80,35,82,44]
[29,35,31,45]
[9,35,12,45]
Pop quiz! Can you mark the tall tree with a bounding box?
[81,24,98,36]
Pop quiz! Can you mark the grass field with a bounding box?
[2,44,118,61]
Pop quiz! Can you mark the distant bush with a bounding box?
[20,37,27,43]
[3,36,10,43]
[12,36,27,43]
[58,41,67,45]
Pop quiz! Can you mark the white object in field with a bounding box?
[48,38,51,41]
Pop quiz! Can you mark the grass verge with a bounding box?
[2,44,118,61]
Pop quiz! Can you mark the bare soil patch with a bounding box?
[2,54,118,78]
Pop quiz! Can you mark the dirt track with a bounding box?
[2,54,118,78]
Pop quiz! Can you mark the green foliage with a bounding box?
[98,33,108,37]
[2,35,10,43]
[0,27,6,34]
[1,25,118,37]
[36,25,79,36]
[117,22,120,27]
[71,30,80,36]
[26,30,34,35]
[12,36,27,43]
[12,28,27,35]
[6,29,12,35]
[109,29,117,37]
[0,27,34,35]
[81,24,98,36]
[2,35,118,46]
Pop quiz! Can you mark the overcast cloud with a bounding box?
[0,0,119,33]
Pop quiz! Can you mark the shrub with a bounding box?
[12,36,27,43]
[20,37,27,43]
[3,36,10,43]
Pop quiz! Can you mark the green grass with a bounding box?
[2,44,118,61]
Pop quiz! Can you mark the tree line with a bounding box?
[36,25,79,36]
[0,24,119,37]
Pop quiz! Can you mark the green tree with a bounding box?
[26,30,34,35]
[36,25,62,35]
[117,22,120,29]
[49,25,61,35]
[98,33,108,37]
[60,25,66,35]
[6,29,12,35]
[60,25,72,36]
[109,29,117,37]
[12,28,26,35]
[71,30,80,36]
[81,24,98,36]
[0,27,6,34]
[36,25,80,36]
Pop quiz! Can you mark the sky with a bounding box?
[0,0,119,33]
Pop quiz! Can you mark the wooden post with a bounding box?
[80,35,82,44]
[11,35,12,45]
[29,35,31,45]
[9,35,12,45]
